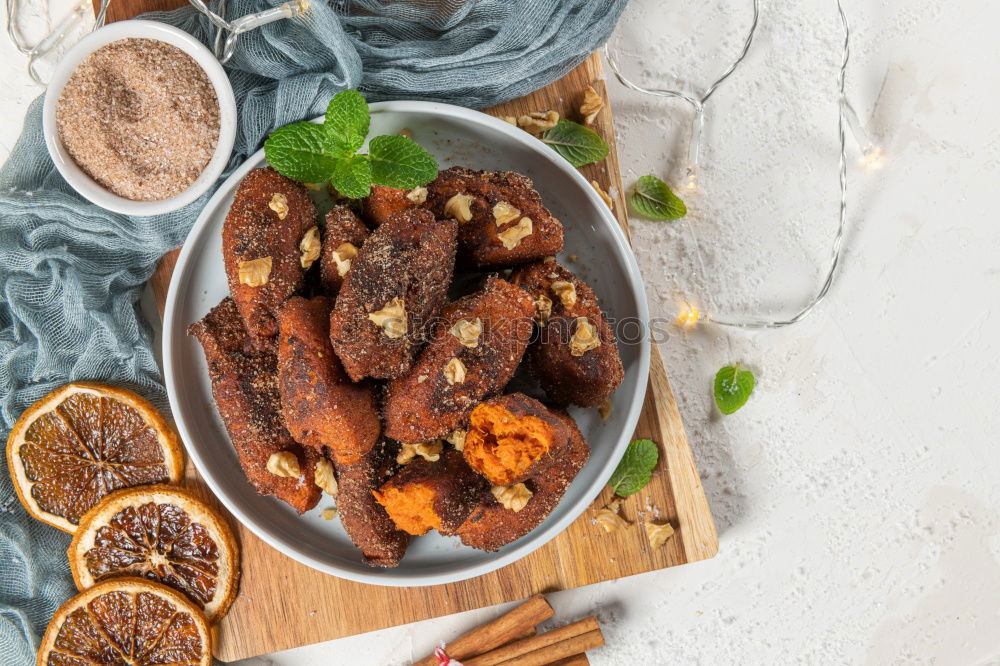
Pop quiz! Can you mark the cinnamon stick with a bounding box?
[511,626,538,641]
[413,595,554,666]
[548,656,589,666]
[463,617,600,666]
[494,630,603,666]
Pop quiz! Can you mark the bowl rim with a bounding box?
[42,19,237,216]
[163,100,651,586]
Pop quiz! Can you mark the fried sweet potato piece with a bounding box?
[319,205,369,295]
[188,297,321,513]
[425,166,563,268]
[329,208,458,381]
[336,438,410,567]
[276,296,380,466]
[223,167,317,349]
[510,260,624,406]
[372,450,487,536]
[361,185,417,227]
[383,275,534,444]
[457,410,590,552]
[462,393,570,487]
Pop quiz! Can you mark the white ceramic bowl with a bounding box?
[42,20,237,216]
[163,101,651,586]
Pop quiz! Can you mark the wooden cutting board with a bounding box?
[97,1,717,661]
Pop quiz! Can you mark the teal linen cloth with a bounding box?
[0,0,627,661]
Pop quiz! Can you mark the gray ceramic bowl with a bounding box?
[163,101,650,586]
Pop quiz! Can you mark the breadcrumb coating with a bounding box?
[329,208,457,380]
[511,260,623,406]
[188,297,321,513]
[425,166,563,269]
[223,167,317,350]
[277,296,381,466]
[335,438,410,567]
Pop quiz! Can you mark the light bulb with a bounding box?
[675,302,701,330]
[859,145,884,170]
[681,167,698,193]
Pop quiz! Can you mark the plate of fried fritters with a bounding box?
[163,101,651,585]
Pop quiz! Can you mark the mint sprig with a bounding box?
[608,439,659,497]
[264,90,438,198]
[714,365,755,414]
[541,119,609,167]
[629,175,687,220]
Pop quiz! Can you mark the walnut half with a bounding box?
[397,440,443,465]
[407,186,428,204]
[444,193,475,223]
[368,297,407,338]
[579,85,604,125]
[445,428,467,451]
[444,357,467,385]
[550,280,577,308]
[570,317,601,356]
[595,499,632,533]
[645,521,675,548]
[238,256,272,287]
[332,242,357,277]
[497,217,533,250]
[492,483,533,512]
[533,294,553,326]
[314,458,338,497]
[299,226,321,269]
[449,317,482,348]
[268,192,289,219]
[266,451,300,478]
[518,110,559,135]
[493,201,521,227]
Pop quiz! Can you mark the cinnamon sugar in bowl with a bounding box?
[56,38,220,201]
[43,20,236,216]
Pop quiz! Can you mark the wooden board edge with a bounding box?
[586,54,717,563]
[649,346,719,561]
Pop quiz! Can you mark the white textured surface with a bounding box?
[4,0,999,663]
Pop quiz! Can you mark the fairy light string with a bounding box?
[5,0,309,84]
[606,0,882,330]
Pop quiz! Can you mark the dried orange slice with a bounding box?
[6,382,184,533]
[68,485,240,622]
[36,577,212,666]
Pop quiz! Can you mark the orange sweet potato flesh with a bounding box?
[372,482,441,536]
[372,450,487,536]
[463,401,557,487]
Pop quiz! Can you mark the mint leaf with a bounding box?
[265,90,438,197]
[325,90,370,155]
[608,439,659,497]
[541,119,609,167]
[264,122,345,184]
[331,155,372,199]
[368,135,438,189]
[629,175,686,220]
[714,365,755,414]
